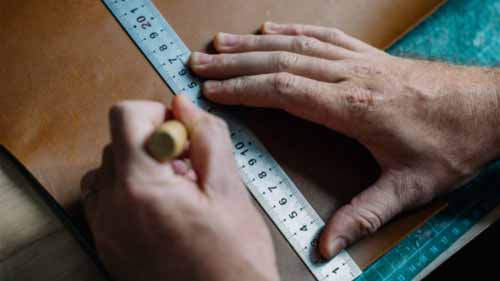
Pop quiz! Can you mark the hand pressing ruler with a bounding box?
[102,0,361,280]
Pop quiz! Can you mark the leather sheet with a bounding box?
[0,0,446,280]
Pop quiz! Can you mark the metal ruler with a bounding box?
[102,0,361,280]
[357,162,500,281]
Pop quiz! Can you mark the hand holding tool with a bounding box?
[146,120,188,162]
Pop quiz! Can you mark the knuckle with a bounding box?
[290,24,305,35]
[213,54,229,66]
[200,114,229,133]
[229,76,247,92]
[272,72,297,95]
[292,36,317,54]
[346,200,384,235]
[120,175,174,205]
[326,28,345,43]
[120,176,150,202]
[342,88,375,116]
[274,52,299,72]
[109,101,140,128]
[250,35,262,47]
[213,116,229,132]
[351,63,383,77]
[219,79,243,105]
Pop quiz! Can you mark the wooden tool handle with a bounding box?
[146,120,188,162]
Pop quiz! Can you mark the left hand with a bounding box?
[188,22,500,260]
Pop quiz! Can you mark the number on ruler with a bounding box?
[159,44,168,51]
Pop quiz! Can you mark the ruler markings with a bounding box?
[102,0,361,280]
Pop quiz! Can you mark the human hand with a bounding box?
[81,96,280,281]
[189,22,500,259]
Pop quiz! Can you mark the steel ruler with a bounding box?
[102,0,361,280]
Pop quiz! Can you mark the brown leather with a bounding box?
[0,0,445,280]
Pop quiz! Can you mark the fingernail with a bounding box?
[203,80,220,94]
[191,52,212,65]
[217,33,238,46]
[327,237,347,259]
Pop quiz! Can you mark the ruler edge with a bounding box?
[101,0,361,280]
[413,204,500,280]
[101,0,187,96]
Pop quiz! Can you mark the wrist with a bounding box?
[461,66,500,163]
[484,68,500,157]
[407,60,500,172]
[451,65,500,172]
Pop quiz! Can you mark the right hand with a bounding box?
[189,22,500,259]
[81,96,280,281]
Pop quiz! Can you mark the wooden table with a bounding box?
[0,148,105,281]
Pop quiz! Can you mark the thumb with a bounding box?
[172,95,240,193]
[319,172,407,260]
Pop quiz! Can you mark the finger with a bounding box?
[108,100,168,163]
[80,145,115,225]
[96,144,115,185]
[80,145,113,198]
[171,159,197,181]
[261,22,380,53]
[318,173,409,260]
[80,169,99,224]
[81,169,97,202]
[203,73,350,128]
[213,33,358,60]
[171,95,241,194]
[190,51,347,83]
[185,170,198,182]
[171,159,190,175]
